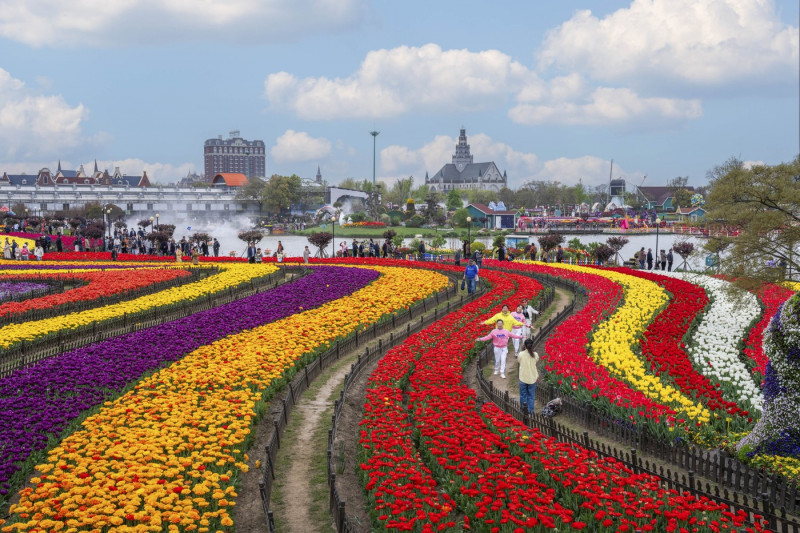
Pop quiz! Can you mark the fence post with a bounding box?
[631,449,639,474]
[265,445,275,479]
[761,492,775,530]
[688,470,695,491]
[274,420,281,448]
[337,501,345,531]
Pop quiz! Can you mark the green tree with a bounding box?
[497,187,515,208]
[424,191,441,221]
[704,156,800,284]
[384,176,414,207]
[446,189,463,211]
[261,174,302,215]
[452,208,471,228]
[668,176,693,209]
[236,177,266,210]
[467,189,498,206]
[412,183,431,202]
[338,177,365,190]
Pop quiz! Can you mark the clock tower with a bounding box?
[452,128,473,171]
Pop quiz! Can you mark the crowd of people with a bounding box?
[338,238,394,258]
[634,246,674,271]
[474,302,541,414]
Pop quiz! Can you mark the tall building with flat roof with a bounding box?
[203,130,266,181]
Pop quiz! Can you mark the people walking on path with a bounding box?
[463,259,479,294]
[647,248,654,270]
[483,304,524,329]
[638,247,646,269]
[667,248,674,271]
[520,298,539,339]
[303,246,311,264]
[517,338,540,414]
[510,305,529,354]
[476,319,523,379]
[659,249,667,271]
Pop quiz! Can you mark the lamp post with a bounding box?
[654,217,661,270]
[149,216,154,234]
[369,130,379,220]
[466,216,472,257]
[106,208,112,242]
[155,213,160,230]
[331,218,335,258]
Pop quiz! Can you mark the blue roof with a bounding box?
[5,175,36,185]
[60,170,78,178]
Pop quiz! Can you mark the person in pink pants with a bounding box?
[476,319,523,379]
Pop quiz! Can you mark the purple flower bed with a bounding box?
[0,282,50,299]
[0,265,379,498]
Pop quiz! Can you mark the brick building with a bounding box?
[203,130,266,181]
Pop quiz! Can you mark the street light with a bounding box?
[106,208,112,242]
[466,216,472,257]
[155,213,160,229]
[370,131,379,220]
[331,218,335,258]
[654,217,661,270]
[149,216,154,234]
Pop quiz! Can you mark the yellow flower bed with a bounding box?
[3,265,448,533]
[0,263,278,348]
[524,261,711,424]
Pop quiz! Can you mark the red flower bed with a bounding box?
[358,261,767,531]
[482,404,767,532]
[0,268,190,317]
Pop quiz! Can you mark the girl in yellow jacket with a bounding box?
[483,304,523,329]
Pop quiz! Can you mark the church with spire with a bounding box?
[425,128,507,193]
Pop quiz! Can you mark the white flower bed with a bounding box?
[661,272,763,412]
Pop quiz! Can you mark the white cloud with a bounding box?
[537,0,798,87]
[265,44,538,119]
[0,68,92,160]
[271,130,332,164]
[265,44,703,128]
[531,156,621,188]
[0,0,366,47]
[510,87,702,126]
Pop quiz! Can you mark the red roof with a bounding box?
[212,173,249,187]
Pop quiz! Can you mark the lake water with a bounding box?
[209,231,707,270]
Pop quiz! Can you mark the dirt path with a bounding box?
[274,361,350,533]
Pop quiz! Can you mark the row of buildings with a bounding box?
[0,128,706,222]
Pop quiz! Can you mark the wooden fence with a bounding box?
[0,278,68,306]
[475,264,800,530]
[256,273,478,532]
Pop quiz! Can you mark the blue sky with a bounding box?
[0,0,797,190]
